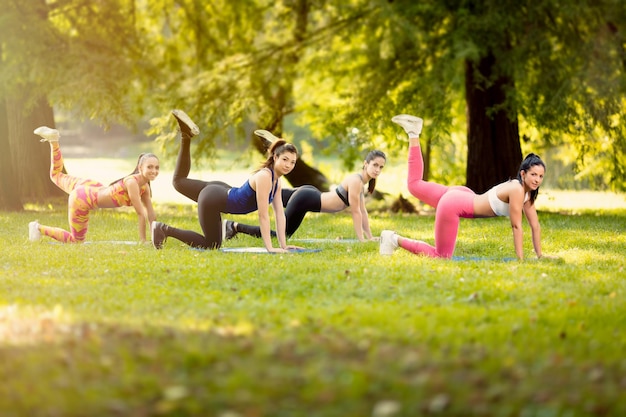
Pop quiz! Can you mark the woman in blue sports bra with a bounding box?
[380,114,547,260]
[151,110,299,253]
[223,135,386,242]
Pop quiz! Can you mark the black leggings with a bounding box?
[165,135,231,249]
[236,185,321,238]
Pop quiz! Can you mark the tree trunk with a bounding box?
[423,135,432,181]
[464,54,522,193]
[0,39,21,210]
[0,100,22,211]
[252,0,329,192]
[5,94,64,205]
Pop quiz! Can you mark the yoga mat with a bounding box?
[452,256,517,262]
[48,240,139,245]
[220,247,321,254]
[83,241,139,245]
[290,238,360,243]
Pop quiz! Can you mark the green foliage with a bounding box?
[315,0,626,189]
[1,203,625,416]
[0,0,148,124]
[1,0,625,189]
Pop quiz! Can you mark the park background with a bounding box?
[1,1,626,416]
[2,0,626,209]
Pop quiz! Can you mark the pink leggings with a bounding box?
[401,146,475,258]
[39,143,103,243]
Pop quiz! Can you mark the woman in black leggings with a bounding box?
[151,110,299,252]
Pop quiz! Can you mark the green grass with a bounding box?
[1,203,626,417]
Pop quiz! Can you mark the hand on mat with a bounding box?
[268,247,289,253]
[285,244,305,251]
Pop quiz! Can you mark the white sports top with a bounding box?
[487,180,528,217]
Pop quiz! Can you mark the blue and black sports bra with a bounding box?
[225,168,278,214]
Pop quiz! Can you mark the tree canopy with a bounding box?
[1,0,625,209]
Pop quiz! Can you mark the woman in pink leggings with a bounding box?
[29,127,159,243]
[380,114,546,260]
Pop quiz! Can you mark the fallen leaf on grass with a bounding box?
[372,400,401,417]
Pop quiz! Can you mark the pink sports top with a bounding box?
[108,174,149,207]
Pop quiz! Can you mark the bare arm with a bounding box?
[359,192,375,240]
[508,185,525,260]
[125,177,149,242]
[272,184,289,250]
[524,201,542,258]
[141,190,157,239]
[254,170,286,253]
[347,176,367,241]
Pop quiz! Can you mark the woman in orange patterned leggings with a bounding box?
[29,126,160,243]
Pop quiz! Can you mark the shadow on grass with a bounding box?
[1,317,625,417]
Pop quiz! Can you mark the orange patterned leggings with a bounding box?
[39,142,103,243]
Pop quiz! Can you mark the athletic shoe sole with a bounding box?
[254,129,279,143]
[33,126,60,142]
[172,110,200,136]
[391,114,423,136]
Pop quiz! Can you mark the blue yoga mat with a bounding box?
[84,241,139,245]
[289,238,360,243]
[220,247,321,254]
[452,256,517,262]
[48,240,139,245]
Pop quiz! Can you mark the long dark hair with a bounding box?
[256,139,298,172]
[517,153,545,204]
[364,150,386,194]
[109,153,159,195]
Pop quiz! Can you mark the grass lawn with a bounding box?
[2,203,625,417]
[1,182,626,415]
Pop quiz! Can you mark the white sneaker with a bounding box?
[33,126,60,142]
[29,221,42,242]
[379,230,398,255]
[172,109,200,137]
[391,114,423,137]
[254,129,280,143]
